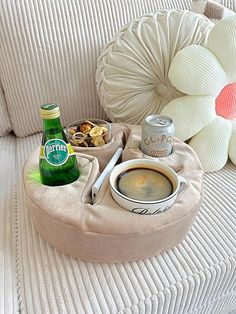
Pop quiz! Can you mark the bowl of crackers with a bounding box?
[66,118,112,147]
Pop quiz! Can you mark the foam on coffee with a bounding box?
[117,168,173,202]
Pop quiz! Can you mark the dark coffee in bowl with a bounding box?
[117,168,173,201]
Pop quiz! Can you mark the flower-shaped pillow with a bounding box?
[96,10,213,124]
[161,15,236,172]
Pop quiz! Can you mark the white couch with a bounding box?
[0,0,236,313]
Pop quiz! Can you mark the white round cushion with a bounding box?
[96,10,213,124]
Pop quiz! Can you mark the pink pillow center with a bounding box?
[216,83,236,120]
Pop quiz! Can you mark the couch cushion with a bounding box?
[221,0,236,11]
[0,85,12,136]
[0,135,17,313]
[14,133,236,313]
[0,0,192,137]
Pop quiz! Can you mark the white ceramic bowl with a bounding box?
[110,159,188,215]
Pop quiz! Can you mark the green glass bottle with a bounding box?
[39,103,80,186]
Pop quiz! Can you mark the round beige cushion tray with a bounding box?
[23,126,203,262]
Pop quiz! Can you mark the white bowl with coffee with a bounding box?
[109,159,188,215]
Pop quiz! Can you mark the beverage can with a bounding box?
[140,115,175,157]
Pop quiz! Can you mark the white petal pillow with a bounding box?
[206,16,236,82]
[161,95,216,141]
[168,45,228,97]
[228,121,236,165]
[96,10,213,124]
[189,116,232,172]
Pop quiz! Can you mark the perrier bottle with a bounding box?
[39,103,80,186]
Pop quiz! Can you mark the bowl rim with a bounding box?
[66,118,111,136]
[109,159,180,204]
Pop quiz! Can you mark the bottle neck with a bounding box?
[43,117,62,133]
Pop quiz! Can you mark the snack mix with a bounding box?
[67,120,110,147]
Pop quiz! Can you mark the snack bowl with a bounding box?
[66,118,111,147]
[109,159,188,215]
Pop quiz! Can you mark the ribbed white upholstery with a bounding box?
[0,136,17,313]
[0,84,12,136]
[0,0,192,137]
[1,0,234,138]
[12,134,235,313]
[221,0,236,11]
[1,1,236,313]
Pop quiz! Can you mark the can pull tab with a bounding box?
[152,118,168,126]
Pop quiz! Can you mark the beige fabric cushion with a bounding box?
[96,10,213,124]
[0,0,193,137]
[14,132,236,313]
[72,123,129,171]
[23,125,203,262]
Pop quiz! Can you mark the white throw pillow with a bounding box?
[96,10,213,124]
[161,15,236,172]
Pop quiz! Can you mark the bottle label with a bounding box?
[40,139,74,166]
